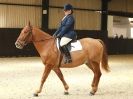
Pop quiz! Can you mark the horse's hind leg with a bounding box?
[53,68,69,95]
[34,65,52,96]
[86,61,101,95]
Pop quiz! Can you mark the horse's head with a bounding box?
[15,22,32,49]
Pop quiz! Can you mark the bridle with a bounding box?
[19,26,32,46]
[16,26,55,49]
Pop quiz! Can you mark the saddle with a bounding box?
[56,38,82,52]
[56,38,82,65]
[57,38,76,52]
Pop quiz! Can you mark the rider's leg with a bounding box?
[60,37,72,64]
[60,37,72,46]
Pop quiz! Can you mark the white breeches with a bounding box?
[60,37,72,47]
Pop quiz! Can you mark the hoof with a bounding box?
[64,91,69,95]
[33,93,38,97]
[89,92,95,96]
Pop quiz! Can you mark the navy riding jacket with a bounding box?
[54,14,77,40]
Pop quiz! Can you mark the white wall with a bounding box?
[108,16,132,38]
[113,26,127,38]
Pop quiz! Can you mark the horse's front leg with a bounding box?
[53,68,69,95]
[34,64,52,97]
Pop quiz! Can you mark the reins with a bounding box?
[32,37,54,43]
[27,27,54,43]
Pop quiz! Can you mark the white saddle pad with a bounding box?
[56,39,82,52]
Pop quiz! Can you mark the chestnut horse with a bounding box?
[15,23,109,96]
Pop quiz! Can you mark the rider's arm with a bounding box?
[57,16,74,37]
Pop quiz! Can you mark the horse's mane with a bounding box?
[33,27,52,37]
[32,27,56,53]
[31,27,54,42]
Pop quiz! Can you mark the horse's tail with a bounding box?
[98,39,110,72]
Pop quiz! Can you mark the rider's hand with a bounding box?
[53,34,56,37]
[56,34,61,38]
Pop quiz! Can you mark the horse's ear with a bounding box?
[28,21,31,27]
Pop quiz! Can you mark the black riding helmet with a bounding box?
[64,4,73,11]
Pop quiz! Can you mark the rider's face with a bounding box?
[64,10,72,16]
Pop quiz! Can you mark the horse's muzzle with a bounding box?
[15,41,24,49]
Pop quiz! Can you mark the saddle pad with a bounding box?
[56,39,82,52]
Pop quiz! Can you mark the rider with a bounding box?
[53,4,77,64]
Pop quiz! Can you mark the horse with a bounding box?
[15,23,109,97]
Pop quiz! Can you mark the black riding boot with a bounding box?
[61,45,72,64]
